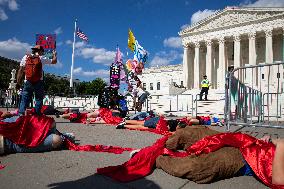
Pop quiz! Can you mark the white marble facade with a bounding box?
[139,65,184,95]
[179,7,284,90]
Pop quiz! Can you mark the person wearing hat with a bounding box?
[17,45,57,115]
[199,75,210,101]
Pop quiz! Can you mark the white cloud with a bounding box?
[65,39,117,65]
[190,9,218,24]
[0,0,19,21]
[46,60,63,68]
[54,27,63,35]
[73,67,109,81]
[241,0,284,7]
[163,37,182,48]
[8,0,18,10]
[149,50,182,67]
[0,8,7,20]
[0,38,31,60]
[79,47,116,65]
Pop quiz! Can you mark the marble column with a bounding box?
[249,32,257,86]
[265,29,273,63]
[282,28,284,61]
[265,29,273,90]
[218,37,225,89]
[182,45,189,88]
[206,40,212,85]
[194,42,200,88]
[234,35,241,74]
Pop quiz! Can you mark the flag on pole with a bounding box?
[134,40,148,64]
[76,27,88,41]
[114,46,122,63]
[128,29,135,52]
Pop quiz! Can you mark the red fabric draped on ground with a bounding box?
[97,136,169,182]
[64,139,134,154]
[98,108,123,125]
[97,132,284,188]
[0,115,53,147]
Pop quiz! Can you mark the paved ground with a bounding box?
[1,114,282,189]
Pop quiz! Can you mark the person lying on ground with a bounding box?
[0,115,74,155]
[60,110,105,124]
[101,125,282,187]
[116,115,200,131]
[156,130,284,186]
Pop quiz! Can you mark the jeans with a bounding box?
[4,127,56,153]
[128,112,149,120]
[19,80,44,115]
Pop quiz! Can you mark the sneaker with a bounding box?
[62,132,75,142]
[129,149,141,158]
[116,122,126,129]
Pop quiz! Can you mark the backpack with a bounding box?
[25,54,42,83]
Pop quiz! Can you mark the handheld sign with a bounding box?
[36,34,56,59]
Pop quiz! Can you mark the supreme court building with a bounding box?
[179,7,284,90]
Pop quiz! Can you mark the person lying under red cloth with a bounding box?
[0,115,133,169]
[60,108,123,125]
[97,126,284,188]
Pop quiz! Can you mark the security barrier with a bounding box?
[225,62,284,131]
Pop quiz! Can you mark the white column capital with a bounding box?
[265,29,273,38]
[194,42,200,48]
[248,32,256,39]
[218,36,225,44]
[234,34,240,42]
[206,40,212,46]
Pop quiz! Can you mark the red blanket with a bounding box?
[97,133,284,188]
[98,108,123,125]
[0,115,54,147]
[0,115,134,169]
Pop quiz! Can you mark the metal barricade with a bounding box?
[225,62,284,131]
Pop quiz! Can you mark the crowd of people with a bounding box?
[1,44,284,188]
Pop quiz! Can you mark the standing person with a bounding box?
[199,75,210,101]
[17,45,57,115]
[136,86,149,112]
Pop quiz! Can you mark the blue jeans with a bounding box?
[4,128,55,153]
[128,112,149,120]
[19,80,44,115]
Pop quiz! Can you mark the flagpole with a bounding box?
[70,19,77,89]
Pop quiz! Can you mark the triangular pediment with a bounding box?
[180,7,284,36]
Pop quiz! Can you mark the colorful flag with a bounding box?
[114,46,122,63]
[128,29,136,52]
[134,40,148,64]
[76,27,88,41]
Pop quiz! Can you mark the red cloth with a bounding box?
[97,132,284,188]
[98,108,122,125]
[0,115,53,147]
[65,139,134,154]
[69,113,88,124]
[97,136,169,182]
[186,132,284,189]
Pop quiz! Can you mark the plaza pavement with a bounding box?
[1,113,279,189]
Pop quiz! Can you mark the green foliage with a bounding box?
[75,78,107,96]
[0,56,19,89]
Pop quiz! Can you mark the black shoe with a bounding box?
[116,122,126,129]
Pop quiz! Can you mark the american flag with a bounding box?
[76,27,88,41]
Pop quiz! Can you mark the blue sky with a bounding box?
[0,0,283,82]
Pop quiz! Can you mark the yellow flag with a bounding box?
[128,29,136,52]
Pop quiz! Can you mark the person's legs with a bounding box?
[272,139,284,185]
[125,120,145,125]
[199,88,204,100]
[33,80,44,115]
[87,111,99,118]
[204,88,209,101]
[19,81,33,115]
[60,113,71,119]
